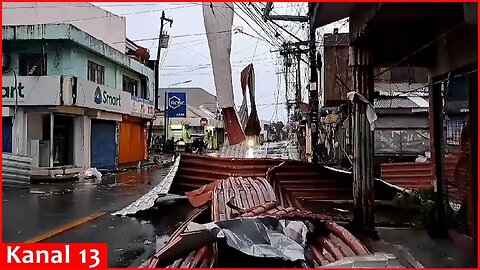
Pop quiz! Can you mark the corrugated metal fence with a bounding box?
[380,162,434,190]
[2,153,33,186]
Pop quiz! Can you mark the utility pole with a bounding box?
[308,3,319,163]
[278,44,308,123]
[266,3,316,162]
[283,49,291,121]
[148,11,173,150]
[295,53,301,119]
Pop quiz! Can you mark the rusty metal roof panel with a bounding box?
[113,156,180,216]
[142,171,375,268]
[380,162,433,190]
[238,202,349,222]
[173,154,356,207]
[212,177,277,221]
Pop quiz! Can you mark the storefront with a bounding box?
[2,117,12,153]
[118,116,147,165]
[205,126,218,150]
[169,120,190,141]
[91,119,117,170]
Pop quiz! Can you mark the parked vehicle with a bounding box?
[175,139,186,153]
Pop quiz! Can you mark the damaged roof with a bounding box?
[142,176,373,268]
[115,153,402,217]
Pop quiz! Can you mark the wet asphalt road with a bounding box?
[2,165,192,267]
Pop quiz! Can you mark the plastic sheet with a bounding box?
[204,217,306,262]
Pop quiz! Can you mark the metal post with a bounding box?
[429,76,447,236]
[350,46,375,228]
[283,49,290,122]
[295,53,301,118]
[164,89,168,139]
[148,11,173,150]
[50,114,54,168]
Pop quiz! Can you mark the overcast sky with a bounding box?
[95,2,347,122]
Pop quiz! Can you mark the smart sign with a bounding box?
[94,86,121,107]
[2,83,25,99]
[167,92,186,118]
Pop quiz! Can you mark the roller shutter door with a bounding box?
[91,120,117,170]
[2,117,12,153]
[119,121,145,164]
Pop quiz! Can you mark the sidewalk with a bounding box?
[362,227,475,268]
[117,154,174,171]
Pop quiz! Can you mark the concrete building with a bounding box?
[2,2,127,52]
[312,2,477,250]
[2,23,155,178]
[154,87,224,149]
[320,31,431,166]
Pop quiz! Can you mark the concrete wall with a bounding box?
[26,113,44,141]
[11,109,27,156]
[73,116,91,169]
[2,2,126,52]
[72,46,149,97]
[4,40,154,100]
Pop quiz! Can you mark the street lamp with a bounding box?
[164,80,192,139]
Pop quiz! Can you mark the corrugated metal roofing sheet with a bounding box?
[143,176,370,268]
[173,154,354,204]
[374,97,421,109]
[380,162,434,190]
[374,82,428,95]
[212,177,277,221]
[238,202,349,221]
[118,154,401,217]
[112,156,179,216]
[2,153,32,187]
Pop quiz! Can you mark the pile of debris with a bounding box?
[138,176,405,268]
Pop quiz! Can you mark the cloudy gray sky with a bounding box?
[95,2,347,122]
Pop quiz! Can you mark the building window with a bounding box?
[19,53,46,76]
[123,75,138,96]
[445,115,466,147]
[87,61,105,85]
[140,78,148,99]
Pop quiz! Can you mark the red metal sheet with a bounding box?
[222,107,246,145]
[173,154,355,206]
[143,155,376,268]
[380,162,434,189]
[143,176,370,268]
[236,202,348,222]
[185,180,219,208]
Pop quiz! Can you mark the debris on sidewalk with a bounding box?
[83,168,102,180]
[29,190,46,195]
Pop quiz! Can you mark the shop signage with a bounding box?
[2,76,61,106]
[167,92,186,118]
[76,79,131,115]
[131,96,155,119]
[2,83,25,98]
[94,86,121,107]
